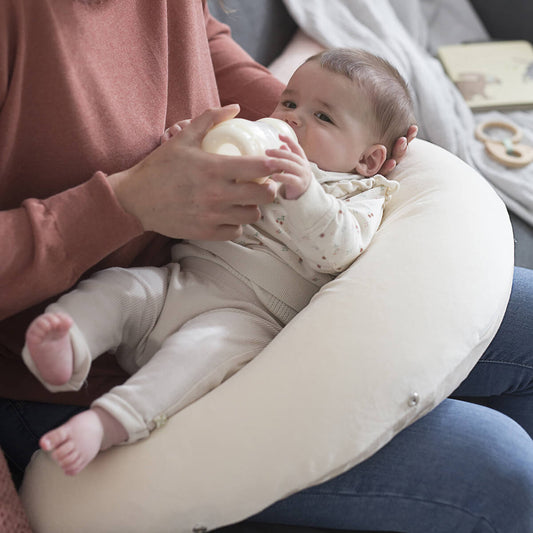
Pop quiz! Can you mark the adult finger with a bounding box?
[222,204,263,226]
[381,124,418,167]
[198,205,264,236]
[391,137,408,161]
[212,153,275,185]
[226,178,278,206]
[161,123,184,143]
[380,158,397,175]
[176,118,193,129]
[208,224,244,241]
[162,119,195,140]
[178,105,241,146]
[406,124,419,143]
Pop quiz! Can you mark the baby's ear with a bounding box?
[354,144,387,177]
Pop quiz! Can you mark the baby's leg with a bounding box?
[49,266,171,366]
[39,407,127,476]
[93,308,282,444]
[25,312,74,386]
[22,265,170,391]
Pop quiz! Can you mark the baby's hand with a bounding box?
[265,134,313,200]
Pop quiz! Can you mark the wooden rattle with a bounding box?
[475,120,533,169]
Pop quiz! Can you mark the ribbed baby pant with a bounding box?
[23,258,293,443]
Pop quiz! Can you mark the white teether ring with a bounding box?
[201,117,298,182]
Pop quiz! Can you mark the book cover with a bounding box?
[438,40,533,111]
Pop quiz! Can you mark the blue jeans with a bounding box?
[0,401,85,489]
[2,267,533,532]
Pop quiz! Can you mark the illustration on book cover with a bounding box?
[438,40,533,111]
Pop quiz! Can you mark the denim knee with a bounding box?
[475,416,533,533]
[248,401,533,533]
[0,399,86,488]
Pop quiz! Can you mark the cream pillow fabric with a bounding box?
[20,140,514,533]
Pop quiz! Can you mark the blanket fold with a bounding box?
[282,0,533,225]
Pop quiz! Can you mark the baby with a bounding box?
[23,48,416,475]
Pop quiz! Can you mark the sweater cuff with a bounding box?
[46,171,144,269]
[277,178,332,234]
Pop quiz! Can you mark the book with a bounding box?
[437,40,533,111]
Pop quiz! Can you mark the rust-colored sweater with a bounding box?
[0,0,284,405]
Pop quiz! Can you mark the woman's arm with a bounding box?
[205,6,285,119]
[0,3,147,320]
[0,174,143,320]
[1,105,280,321]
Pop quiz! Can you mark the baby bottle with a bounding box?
[201,117,298,182]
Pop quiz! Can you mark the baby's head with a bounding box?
[271,48,416,176]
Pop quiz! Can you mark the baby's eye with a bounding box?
[282,100,297,109]
[315,112,333,124]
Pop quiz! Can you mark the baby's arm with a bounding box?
[279,181,386,275]
[265,134,391,274]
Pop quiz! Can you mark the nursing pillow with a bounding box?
[20,139,514,532]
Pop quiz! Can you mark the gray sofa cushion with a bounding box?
[208,0,297,66]
[469,0,533,42]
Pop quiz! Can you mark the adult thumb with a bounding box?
[182,104,241,145]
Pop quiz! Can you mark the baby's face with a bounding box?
[271,61,375,173]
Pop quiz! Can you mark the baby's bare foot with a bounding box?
[40,407,128,476]
[25,312,74,386]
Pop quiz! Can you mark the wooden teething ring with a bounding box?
[475,120,522,144]
[475,120,533,169]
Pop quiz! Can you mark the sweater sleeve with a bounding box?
[277,178,389,275]
[0,173,143,320]
[205,5,285,120]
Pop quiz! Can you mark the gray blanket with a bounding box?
[283,0,533,225]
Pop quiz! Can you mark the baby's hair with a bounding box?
[306,48,416,155]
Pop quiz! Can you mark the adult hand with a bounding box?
[380,125,418,175]
[160,119,192,143]
[108,105,277,241]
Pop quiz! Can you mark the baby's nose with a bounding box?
[286,113,301,128]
